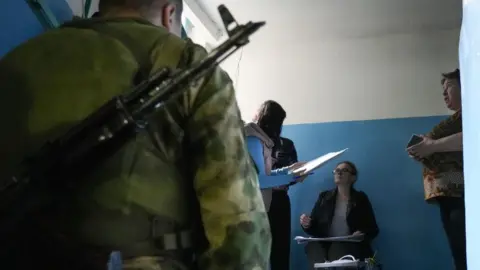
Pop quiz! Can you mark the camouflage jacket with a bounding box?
[0,17,271,270]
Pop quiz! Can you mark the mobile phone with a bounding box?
[406,134,423,148]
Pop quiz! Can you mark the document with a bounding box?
[291,148,348,174]
[314,255,363,268]
[260,174,294,189]
[294,233,364,244]
[314,260,364,269]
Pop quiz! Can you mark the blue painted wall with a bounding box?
[0,0,72,57]
[284,116,453,270]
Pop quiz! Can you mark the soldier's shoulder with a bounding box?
[151,33,209,68]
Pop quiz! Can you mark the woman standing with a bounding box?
[407,69,465,270]
[245,100,308,211]
[244,100,309,270]
[269,136,299,270]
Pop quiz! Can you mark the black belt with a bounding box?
[121,230,193,258]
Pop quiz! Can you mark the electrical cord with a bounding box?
[315,255,361,268]
[233,47,244,89]
[330,255,357,263]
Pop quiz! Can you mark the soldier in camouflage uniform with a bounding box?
[0,0,271,269]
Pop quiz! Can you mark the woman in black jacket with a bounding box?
[299,161,379,269]
[268,136,299,270]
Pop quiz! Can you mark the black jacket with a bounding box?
[303,188,379,255]
[272,137,298,169]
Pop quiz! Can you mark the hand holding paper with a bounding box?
[259,149,348,189]
[291,149,348,175]
[289,162,307,173]
[286,162,311,183]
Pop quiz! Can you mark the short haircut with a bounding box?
[98,0,182,13]
[441,68,461,86]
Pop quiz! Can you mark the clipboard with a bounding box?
[291,148,348,174]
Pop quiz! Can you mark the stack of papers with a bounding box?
[294,233,364,244]
[314,260,365,269]
[292,148,348,174]
[314,255,365,269]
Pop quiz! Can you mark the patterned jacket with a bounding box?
[0,17,270,270]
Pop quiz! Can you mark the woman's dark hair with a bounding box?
[256,100,286,141]
[336,161,358,176]
[441,68,461,86]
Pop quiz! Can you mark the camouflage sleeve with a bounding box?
[185,44,271,270]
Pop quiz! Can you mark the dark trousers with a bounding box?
[268,190,291,270]
[305,242,363,270]
[437,197,467,270]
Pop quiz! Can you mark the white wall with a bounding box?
[219,29,459,124]
[194,0,462,124]
[65,0,461,125]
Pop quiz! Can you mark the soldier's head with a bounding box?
[98,0,184,36]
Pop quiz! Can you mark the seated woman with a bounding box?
[299,161,379,269]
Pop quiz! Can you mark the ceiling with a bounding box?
[65,0,462,41]
[198,0,462,41]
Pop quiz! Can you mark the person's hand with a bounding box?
[406,135,437,159]
[352,231,365,241]
[288,162,306,172]
[352,230,363,236]
[294,172,309,183]
[289,162,309,183]
[300,214,311,228]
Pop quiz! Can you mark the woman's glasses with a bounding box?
[333,168,352,175]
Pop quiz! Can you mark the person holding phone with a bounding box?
[299,161,379,270]
[406,69,465,270]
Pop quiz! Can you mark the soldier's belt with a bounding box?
[121,230,193,258]
[155,230,192,251]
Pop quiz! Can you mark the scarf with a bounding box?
[244,122,276,211]
[244,122,275,175]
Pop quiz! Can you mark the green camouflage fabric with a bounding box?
[0,17,271,270]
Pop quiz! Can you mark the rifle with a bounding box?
[0,5,265,238]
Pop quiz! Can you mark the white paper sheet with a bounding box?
[314,260,365,269]
[291,148,348,174]
[294,233,364,244]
